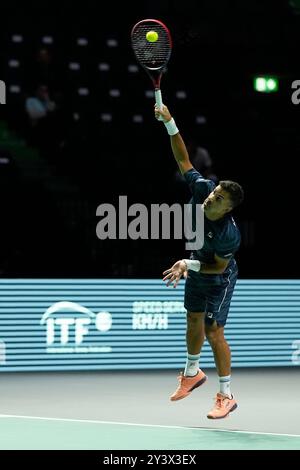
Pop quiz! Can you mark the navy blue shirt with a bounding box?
[184,168,240,275]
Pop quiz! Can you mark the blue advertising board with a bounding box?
[0,279,299,371]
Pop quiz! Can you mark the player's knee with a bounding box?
[205,324,224,345]
[187,311,204,326]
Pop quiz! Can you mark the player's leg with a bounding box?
[205,321,231,377]
[205,268,238,418]
[205,323,238,419]
[170,311,207,401]
[186,310,205,357]
[170,272,208,401]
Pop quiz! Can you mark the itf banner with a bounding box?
[0,279,299,371]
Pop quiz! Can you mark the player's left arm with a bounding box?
[199,254,230,275]
[163,254,229,287]
[200,226,240,274]
[163,255,229,289]
[184,231,240,275]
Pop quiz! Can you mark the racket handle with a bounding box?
[155,89,163,109]
[155,89,164,121]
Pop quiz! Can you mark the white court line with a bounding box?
[0,414,300,439]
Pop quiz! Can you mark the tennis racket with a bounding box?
[131,19,172,115]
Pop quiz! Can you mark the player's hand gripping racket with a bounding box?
[131,19,172,119]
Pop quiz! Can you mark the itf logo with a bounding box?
[40,301,112,354]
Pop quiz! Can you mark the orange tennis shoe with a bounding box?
[207,393,238,419]
[170,369,207,401]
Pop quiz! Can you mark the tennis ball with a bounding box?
[146,30,159,42]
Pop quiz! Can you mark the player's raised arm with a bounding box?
[155,104,193,175]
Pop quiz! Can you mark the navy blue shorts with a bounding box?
[184,264,238,327]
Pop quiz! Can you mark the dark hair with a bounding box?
[219,180,244,209]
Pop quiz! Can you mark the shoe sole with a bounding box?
[170,375,207,401]
[207,403,238,419]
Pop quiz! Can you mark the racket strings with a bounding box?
[132,25,171,69]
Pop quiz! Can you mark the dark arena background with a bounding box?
[0,0,299,452]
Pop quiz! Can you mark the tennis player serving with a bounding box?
[155,103,244,419]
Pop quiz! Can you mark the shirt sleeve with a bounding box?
[215,229,241,260]
[184,168,215,202]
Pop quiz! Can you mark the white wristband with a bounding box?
[183,259,201,272]
[164,118,179,136]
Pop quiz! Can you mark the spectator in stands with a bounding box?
[189,145,218,183]
[35,48,56,88]
[25,84,56,127]
[24,47,57,93]
[174,141,218,202]
[25,85,60,161]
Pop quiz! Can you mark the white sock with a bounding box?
[184,353,200,377]
[219,375,231,397]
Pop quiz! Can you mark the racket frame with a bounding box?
[131,18,172,110]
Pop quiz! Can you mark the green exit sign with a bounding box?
[254,76,279,93]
